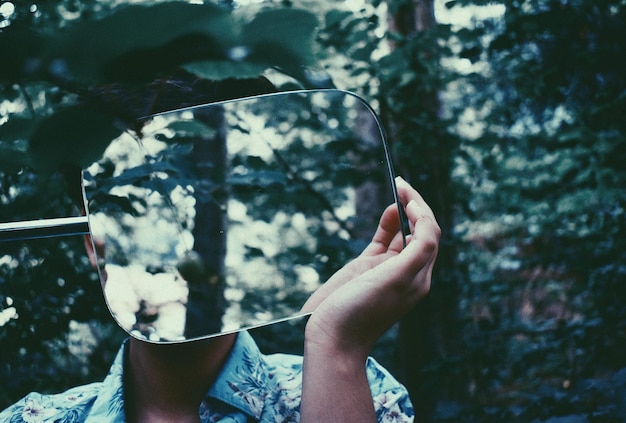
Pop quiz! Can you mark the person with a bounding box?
[1,71,439,422]
[0,174,439,423]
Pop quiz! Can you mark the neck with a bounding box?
[124,334,237,423]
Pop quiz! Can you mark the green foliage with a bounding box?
[443,0,626,420]
[50,2,235,84]
[317,0,625,419]
[30,107,124,174]
[0,205,125,408]
[0,0,319,409]
[0,1,318,176]
[2,0,626,420]
[2,2,318,86]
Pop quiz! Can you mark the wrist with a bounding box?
[301,322,377,423]
[304,318,371,367]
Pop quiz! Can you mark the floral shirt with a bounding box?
[0,331,414,422]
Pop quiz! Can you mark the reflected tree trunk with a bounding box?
[353,106,392,244]
[184,107,227,338]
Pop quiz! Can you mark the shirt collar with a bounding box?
[204,330,270,419]
[85,339,128,422]
[90,332,270,421]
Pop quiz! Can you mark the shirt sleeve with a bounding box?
[366,357,415,423]
[0,398,23,421]
[0,385,101,423]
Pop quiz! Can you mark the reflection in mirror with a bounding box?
[82,89,402,343]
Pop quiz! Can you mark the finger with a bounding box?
[404,199,440,268]
[364,204,403,255]
[367,201,439,287]
[395,177,435,220]
[396,177,436,224]
[395,176,421,204]
[354,217,438,313]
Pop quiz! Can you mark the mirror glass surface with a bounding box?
[82,89,401,343]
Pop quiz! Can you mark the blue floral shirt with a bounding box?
[0,331,414,422]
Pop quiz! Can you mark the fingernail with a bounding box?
[407,200,419,214]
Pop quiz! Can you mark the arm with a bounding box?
[300,177,440,422]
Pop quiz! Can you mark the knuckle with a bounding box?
[423,219,441,248]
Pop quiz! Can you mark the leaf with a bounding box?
[0,117,39,144]
[0,144,31,173]
[0,28,47,83]
[43,3,318,84]
[183,60,267,81]
[47,2,235,84]
[102,33,225,83]
[228,169,288,187]
[88,193,139,216]
[242,8,318,67]
[166,120,217,139]
[324,9,353,28]
[351,43,375,62]
[29,108,123,174]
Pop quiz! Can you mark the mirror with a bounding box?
[82,89,405,343]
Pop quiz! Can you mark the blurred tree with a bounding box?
[444,0,626,419]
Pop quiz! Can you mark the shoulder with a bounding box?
[0,341,128,423]
[0,382,102,422]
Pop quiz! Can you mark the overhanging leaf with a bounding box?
[243,9,318,66]
[0,116,39,144]
[0,144,31,173]
[29,108,123,174]
[0,28,47,83]
[47,2,235,84]
[183,60,267,81]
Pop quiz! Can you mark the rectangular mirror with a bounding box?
[77,89,403,343]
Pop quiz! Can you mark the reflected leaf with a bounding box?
[165,120,217,140]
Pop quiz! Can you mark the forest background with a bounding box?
[1,0,625,421]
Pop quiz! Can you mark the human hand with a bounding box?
[301,176,440,359]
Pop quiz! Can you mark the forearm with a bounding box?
[299,178,438,422]
[300,332,377,423]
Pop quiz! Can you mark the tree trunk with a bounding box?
[385,0,465,419]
